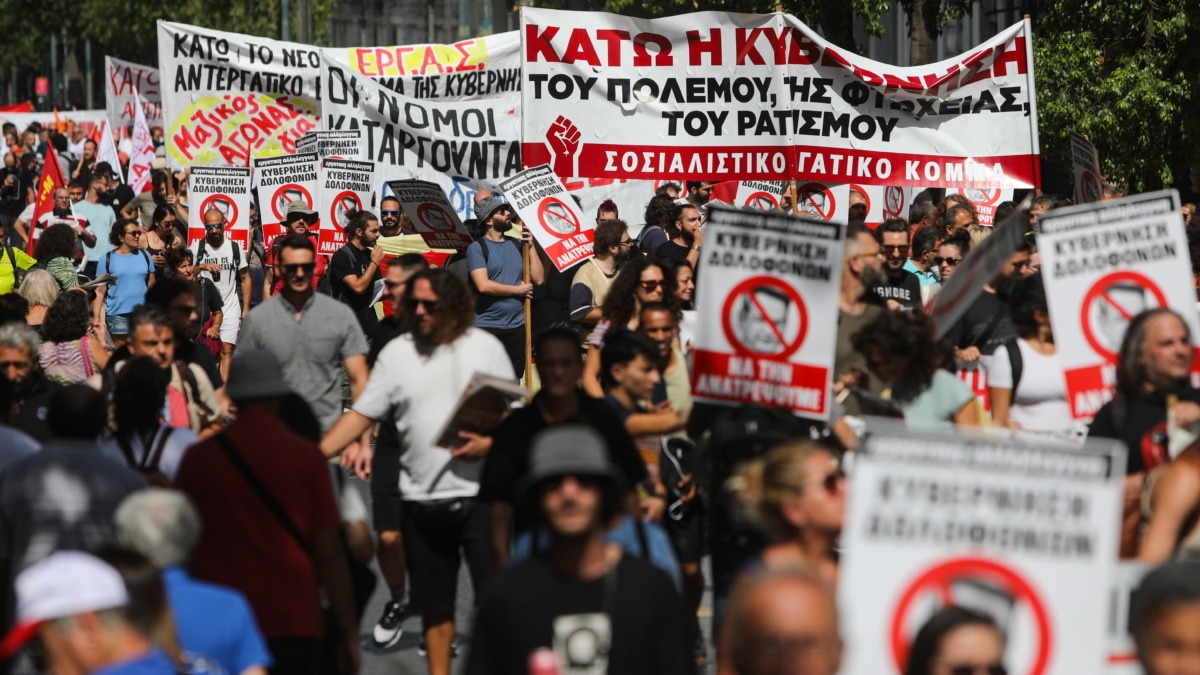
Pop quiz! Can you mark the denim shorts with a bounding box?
[106,313,131,336]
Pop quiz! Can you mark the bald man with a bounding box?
[190,208,250,382]
[720,568,843,675]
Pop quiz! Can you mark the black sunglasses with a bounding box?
[282,262,316,276]
[935,256,961,266]
[406,298,438,312]
[948,665,1006,675]
[380,210,401,217]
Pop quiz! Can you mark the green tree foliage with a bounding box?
[1033,0,1200,192]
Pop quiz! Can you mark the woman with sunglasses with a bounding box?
[661,258,696,354]
[904,606,1007,675]
[582,257,675,397]
[94,219,156,347]
[935,231,971,284]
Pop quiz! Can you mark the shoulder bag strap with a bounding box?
[214,433,308,551]
[146,427,173,472]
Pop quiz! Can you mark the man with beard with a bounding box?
[570,218,633,343]
[127,170,184,231]
[190,208,251,383]
[320,268,513,675]
[653,203,704,268]
[77,174,119,278]
[835,223,887,388]
[27,186,96,250]
[265,201,325,296]
[94,162,137,222]
[329,210,383,336]
[466,191,544,380]
[466,425,691,675]
[871,218,922,311]
[239,234,369,435]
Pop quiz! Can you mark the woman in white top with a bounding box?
[988,273,1073,435]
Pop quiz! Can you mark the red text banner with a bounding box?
[105,56,163,130]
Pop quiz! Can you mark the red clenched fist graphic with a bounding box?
[546,115,581,178]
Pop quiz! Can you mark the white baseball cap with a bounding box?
[0,551,129,659]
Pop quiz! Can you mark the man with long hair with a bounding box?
[321,268,513,675]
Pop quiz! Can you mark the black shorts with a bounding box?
[663,506,707,565]
[370,441,403,532]
[400,497,493,616]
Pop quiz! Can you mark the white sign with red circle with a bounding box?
[795,182,849,222]
[187,166,251,246]
[388,179,474,251]
[734,180,788,210]
[500,164,595,272]
[839,428,1125,675]
[1070,132,1103,205]
[254,153,319,239]
[951,187,1015,226]
[690,205,843,420]
[1038,190,1200,420]
[317,158,375,256]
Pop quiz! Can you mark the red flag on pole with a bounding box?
[28,144,66,253]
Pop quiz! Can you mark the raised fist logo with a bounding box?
[546,115,581,178]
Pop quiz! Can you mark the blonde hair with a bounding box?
[967,224,993,249]
[18,269,60,308]
[727,440,828,538]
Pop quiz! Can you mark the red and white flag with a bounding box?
[96,119,121,175]
[28,144,66,253]
[127,88,155,193]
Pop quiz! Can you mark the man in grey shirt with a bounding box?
[236,234,370,433]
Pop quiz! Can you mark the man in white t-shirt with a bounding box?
[190,208,250,383]
[30,187,96,250]
[321,268,513,675]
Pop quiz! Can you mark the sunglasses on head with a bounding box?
[282,262,316,276]
[935,256,961,266]
[639,279,662,291]
[948,664,1006,675]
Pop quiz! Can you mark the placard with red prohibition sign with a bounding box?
[499,164,595,272]
[1037,190,1200,420]
[690,205,843,420]
[295,129,364,161]
[734,180,788,210]
[951,187,1015,226]
[882,186,908,220]
[1070,131,1103,205]
[254,153,319,248]
[187,166,251,246]
[838,426,1125,675]
[796,182,844,221]
[317,158,375,256]
[387,179,474,251]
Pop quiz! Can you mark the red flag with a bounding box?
[28,144,66,253]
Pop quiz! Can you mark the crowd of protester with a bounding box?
[0,132,1199,675]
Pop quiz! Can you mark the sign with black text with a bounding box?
[317,159,376,255]
[254,152,320,247]
[499,164,594,271]
[187,167,252,245]
[387,179,474,251]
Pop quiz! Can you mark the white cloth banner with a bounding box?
[105,56,163,130]
[96,120,121,176]
[521,9,1040,188]
[128,90,156,193]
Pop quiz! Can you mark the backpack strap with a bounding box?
[146,427,173,474]
[215,433,308,551]
[174,362,214,419]
[1005,338,1023,394]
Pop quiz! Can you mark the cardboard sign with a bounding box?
[499,164,594,271]
[929,199,1030,337]
[1037,190,1200,420]
[254,152,319,248]
[1071,132,1103,205]
[839,425,1125,675]
[690,205,844,420]
[188,167,253,245]
[388,179,474,251]
[296,129,364,160]
[317,159,376,255]
[522,9,1040,189]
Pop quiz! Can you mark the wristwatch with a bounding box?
[690,244,702,251]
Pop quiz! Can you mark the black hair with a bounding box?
[34,224,79,263]
[276,233,315,256]
[47,384,107,439]
[848,203,867,222]
[128,304,173,335]
[942,205,972,230]
[1008,273,1047,339]
[600,329,660,389]
[109,218,140,248]
[343,210,378,239]
[993,201,1016,224]
[277,393,322,442]
[143,277,195,312]
[643,194,677,230]
[875,217,910,242]
[42,291,92,343]
[665,203,699,239]
[594,218,628,254]
[908,201,936,226]
[534,326,584,359]
[112,355,171,450]
[940,230,972,257]
[1132,561,1200,642]
[851,311,943,396]
[904,606,1002,675]
[911,225,941,258]
[386,253,428,272]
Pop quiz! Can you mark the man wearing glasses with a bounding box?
[190,208,251,383]
[834,223,888,395]
[237,234,370,436]
[264,200,325,297]
[870,218,922,311]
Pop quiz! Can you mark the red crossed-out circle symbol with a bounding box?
[330,191,362,228]
[884,186,906,219]
[199,194,238,231]
[797,183,837,221]
[537,197,581,238]
[961,188,1002,207]
[720,276,808,358]
[1080,171,1102,203]
[891,557,1052,675]
[417,203,457,232]
[743,191,780,210]
[271,184,314,222]
[1081,270,1168,361]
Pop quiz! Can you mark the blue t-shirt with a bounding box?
[91,649,178,674]
[466,237,525,329]
[75,200,117,262]
[163,567,273,675]
[97,249,154,315]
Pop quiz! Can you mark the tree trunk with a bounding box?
[909,0,934,66]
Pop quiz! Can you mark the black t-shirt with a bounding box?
[478,391,648,534]
[466,554,692,675]
[368,316,408,452]
[872,269,923,310]
[654,240,690,262]
[195,278,224,334]
[948,290,1015,356]
[1089,387,1200,475]
[12,373,61,442]
[329,244,380,334]
[99,184,136,221]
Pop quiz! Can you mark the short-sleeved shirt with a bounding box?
[987,338,1072,433]
[190,237,248,309]
[903,259,940,286]
[328,244,380,333]
[75,200,116,262]
[569,258,617,324]
[163,567,273,675]
[894,369,975,430]
[0,245,36,294]
[466,237,525,329]
[33,210,89,248]
[237,292,369,433]
[653,240,690,262]
[266,234,326,295]
[175,410,342,640]
[99,183,135,221]
[872,269,923,310]
[97,249,154,315]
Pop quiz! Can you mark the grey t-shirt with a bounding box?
[236,292,369,432]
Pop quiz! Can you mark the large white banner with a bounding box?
[690,205,843,420]
[840,427,1125,675]
[1037,190,1200,421]
[105,56,163,131]
[0,110,108,137]
[521,9,1039,188]
[158,21,322,168]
